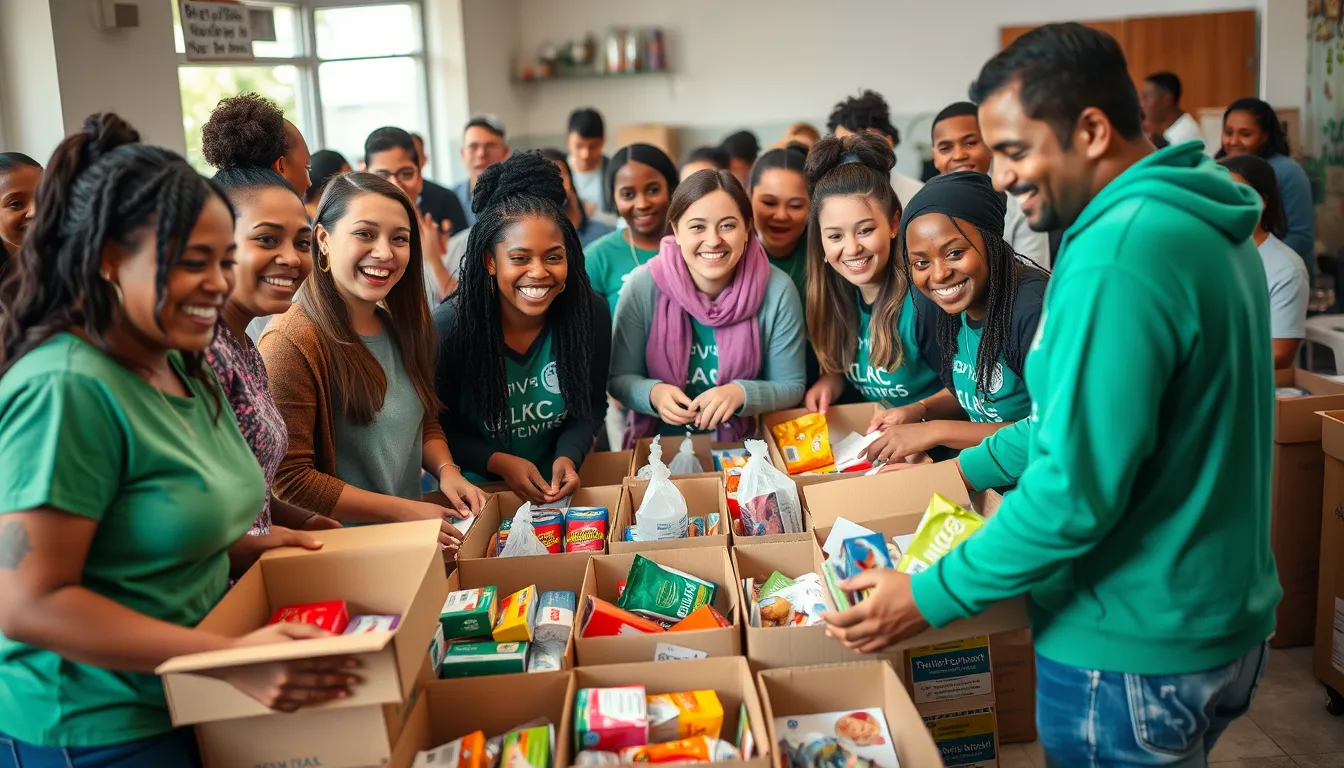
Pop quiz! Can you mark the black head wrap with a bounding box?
[899,170,1005,242]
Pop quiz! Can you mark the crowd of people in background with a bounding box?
[0,21,1313,767]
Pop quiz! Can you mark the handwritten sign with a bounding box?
[180,1,253,62]
[653,642,707,662]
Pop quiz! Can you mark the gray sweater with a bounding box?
[609,264,806,421]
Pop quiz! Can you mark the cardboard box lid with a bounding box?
[1320,410,1344,461]
[1277,370,1344,444]
[802,462,971,530]
[580,451,634,488]
[758,661,944,767]
[157,519,447,726]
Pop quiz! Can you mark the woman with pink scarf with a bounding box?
[609,169,806,446]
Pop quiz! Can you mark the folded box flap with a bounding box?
[260,519,443,561]
[156,631,393,676]
[803,462,970,529]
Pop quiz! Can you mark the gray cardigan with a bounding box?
[608,264,806,420]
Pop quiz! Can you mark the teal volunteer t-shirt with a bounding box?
[585,230,659,316]
[658,319,720,437]
[847,294,943,408]
[949,270,1047,424]
[0,334,264,748]
[498,328,569,480]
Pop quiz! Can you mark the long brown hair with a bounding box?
[303,172,439,423]
[803,133,908,375]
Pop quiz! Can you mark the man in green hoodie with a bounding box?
[824,23,1280,766]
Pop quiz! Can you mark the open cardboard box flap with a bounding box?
[630,435,745,479]
[802,461,970,532]
[1318,410,1344,461]
[580,450,635,488]
[1277,370,1344,444]
[156,519,448,726]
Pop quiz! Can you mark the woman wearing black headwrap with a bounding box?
[865,170,1048,464]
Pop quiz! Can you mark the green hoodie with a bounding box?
[912,143,1281,675]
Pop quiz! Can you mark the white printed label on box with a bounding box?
[1333,597,1344,675]
[909,637,993,705]
[654,642,707,661]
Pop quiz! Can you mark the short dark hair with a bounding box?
[201,93,288,171]
[683,146,730,170]
[0,153,41,174]
[1222,98,1292,158]
[969,23,1144,146]
[749,143,808,191]
[1145,71,1183,103]
[668,169,753,230]
[539,146,589,231]
[827,90,901,147]
[1220,154,1287,238]
[567,108,604,140]
[306,149,349,204]
[932,102,980,136]
[720,130,761,163]
[364,126,420,168]
[464,115,506,140]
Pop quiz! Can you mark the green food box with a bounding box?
[438,640,529,679]
[439,586,498,640]
[501,724,553,768]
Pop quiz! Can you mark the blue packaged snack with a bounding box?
[535,590,577,644]
[839,533,893,580]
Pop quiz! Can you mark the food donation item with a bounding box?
[574,686,650,753]
[749,572,826,628]
[441,587,499,640]
[669,605,731,632]
[647,690,724,741]
[620,737,740,763]
[736,439,805,536]
[822,531,894,609]
[267,600,349,634]
[534,590,577,645]
[501,725,554,768]
[439,641,529,678]
[579,596,665,637]
[565,507,609,552]
[342,614,401,634]
[895,494,985,574]
[775,709,898,768]
[669,433,706,475]
[635,438,690,540]
[617,555,717,623]
[412,730,486,768]
[493,585,539,643]
[500,503,552,558]
[771,414,833,474]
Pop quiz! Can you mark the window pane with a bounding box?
[178,65,305,173]
[315,4,420,60]
[171,1,302,59]
[318,57,424,162]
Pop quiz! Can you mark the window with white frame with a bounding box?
[172,1,431,175]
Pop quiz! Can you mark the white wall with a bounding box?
[0,0,63,160]
[1262,0,1308,110]
[424,0,472,180]
[460,0,524,142]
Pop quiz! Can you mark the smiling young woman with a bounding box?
[0,152,41,281]
[434,152,609,505]
[259,172,485,550]
[609,169,806,443]
[750,143,811,306]
[583,144,680,315]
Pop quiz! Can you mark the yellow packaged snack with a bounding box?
[770,414,833,474]
[646,690,724,742]
[896,494,985,574]
[492,585,538,642]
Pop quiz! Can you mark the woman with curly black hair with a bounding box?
[201,92,312,198]
[434,152,609,504]
[865,170,1047,463]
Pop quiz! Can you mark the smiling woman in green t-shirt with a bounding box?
[0,114,358,765]
[436,152,610,505]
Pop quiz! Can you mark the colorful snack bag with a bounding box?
[896,494,985,574]
[838,534,894,580]
[669,604,731,632]
[342,614,401,634]
[574,686,650,752]
[579,596,666,637]
[564,507,609,552]
[617,555,717,623]
[770,414,834,474]
[501,725,553,768]
[267,600,349,634]
[619,737,740,764]
[534,590,577,645]
[411,730,486,768]
[711,447,750,471]
[532,509,565,554]
[493,585,539,642]
[647,690,725,741]
[737,440,805,535]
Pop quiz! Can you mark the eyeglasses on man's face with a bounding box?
[374,167,419,184]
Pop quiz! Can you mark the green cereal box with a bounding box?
[438,640,529,679]
[440,586,498,640]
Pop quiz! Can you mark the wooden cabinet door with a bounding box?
[1122,11,1258,112]
[1000,20,1125,50]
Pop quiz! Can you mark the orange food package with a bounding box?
[580,595,666,638]
[668,605,731,632]
[619,737,740,764]
[769,414,833,474]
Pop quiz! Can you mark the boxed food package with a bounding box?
[458,487,620,567]
[670,605,732,632]
[535,590,578,645]
[345,614,402,634]
[904,636,993,705]
[267,599,351,634]
[647,690,724,741]
[610,475,731,554]
[501,724,554,768]
[441,587,498,640]
[410,729,485,768]
[574,685,650,752]
[610,736,740,763]
[494,585,539,643]
[387,668,572,768]
[439,640,530,679]
[577,549,741,665]
[769,413,833,475]
[156,520,449,768]
[921,697,999,768]
[759,662,941,767]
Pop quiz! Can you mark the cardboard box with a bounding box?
[155,520,448,768]
[802,463,1030,649]
[580,450,635,488]
[576,548,741,665]
[733,538,903,670]
[758,661,944,768]
[988,630,1036,744]
[1315,411,1344,692]
[761,403,879,478]
[387,671,574,768]
[904,636,993,706]
[920,695,1000,768]
[610,476,731,554]
[458,486,620,570]
[630,435,745,479]
[1275,370,1344,444]
[572,657,771,768]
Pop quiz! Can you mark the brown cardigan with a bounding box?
[258,303,445,516]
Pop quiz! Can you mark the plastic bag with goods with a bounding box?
[500,502,552,558]
[736,440,804,536]
[635,439,689,540]
[669,433,705,476]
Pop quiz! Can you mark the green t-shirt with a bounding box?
[334,331,425,503]
[951,317,1032,424]
[499,328,568,480]
[658,320,719,437]
[0,334,264,747]
[846,296,943,408]
[769,238,808,313]
[586,229,658,316]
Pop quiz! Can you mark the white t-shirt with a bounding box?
[1164,113,1204,150]
[1258,234,1310,340]
[1003,195,1051,270]
[890,171,924,208]
[570,160,607,214]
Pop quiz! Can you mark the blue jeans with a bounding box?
[1036,642,1269,767]
[0,728,200,768]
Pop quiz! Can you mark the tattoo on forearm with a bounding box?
[0,521,32,570]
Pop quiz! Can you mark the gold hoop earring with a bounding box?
[101,272,124,306]
[318,248,330,273]
[558,282,567,294]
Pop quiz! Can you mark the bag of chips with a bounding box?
[635,438,689,541]
[736,440,804,536]
[896,494,985,574]
[769,414,833,475]
[500,502,551,558]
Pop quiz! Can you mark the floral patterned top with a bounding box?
[208,321,286,534]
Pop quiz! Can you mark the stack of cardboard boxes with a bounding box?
[1313,409,1344,711]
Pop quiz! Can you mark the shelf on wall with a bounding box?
[512,69,671,85]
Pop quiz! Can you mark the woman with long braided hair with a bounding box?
[0,114,359,764]
[435,151,608,504]
[866,170,1047,463]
